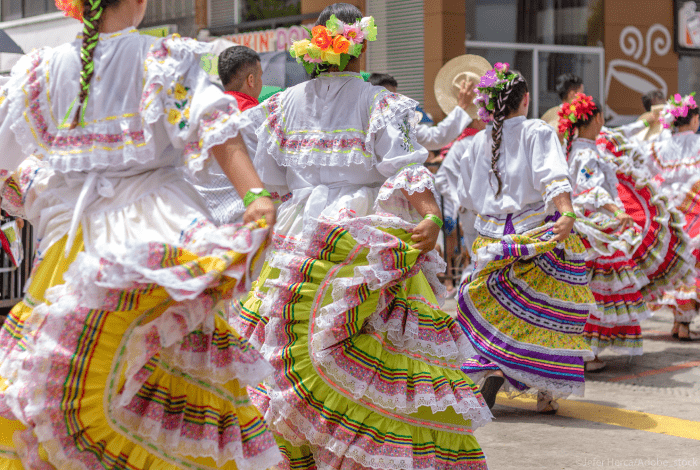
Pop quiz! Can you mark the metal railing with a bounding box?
[0,217,34,309]
[464,40,605,119]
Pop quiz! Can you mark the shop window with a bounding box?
[466,0,602,46]
[1,0,57,21]
[143,0,195,25]
[208,0,301,29]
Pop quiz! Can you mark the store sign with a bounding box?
[222,25,309,53]
[604,0,678,121]
[675,1,700,54]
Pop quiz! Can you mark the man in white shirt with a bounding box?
[369,73,476,151]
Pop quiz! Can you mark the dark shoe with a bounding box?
[480,375,505,409]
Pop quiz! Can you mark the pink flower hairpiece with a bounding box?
[660,93,697,129]
[473,63,520,123]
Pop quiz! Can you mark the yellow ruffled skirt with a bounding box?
[0,221,281,470]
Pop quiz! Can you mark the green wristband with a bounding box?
[614,209,624,217]
[243,188,272,208]
[424,214,443,228]
[643,119,650,128]
[562,211,577,220]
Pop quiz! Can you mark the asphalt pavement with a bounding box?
[442,298,700,470]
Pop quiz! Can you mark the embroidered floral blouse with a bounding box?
[645,130,700,185]
[253,72,437,225]
[0,28,249,249]
[458,116,572,238]
[568,138,619,212]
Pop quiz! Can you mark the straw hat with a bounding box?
[434,54,492,119]
[636,104,665,141]
[541,105,562,128]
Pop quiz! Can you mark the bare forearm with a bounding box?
[212,134,263,198]
[552,192,574,215]
[402,188,440,218]
[602,203,621,214]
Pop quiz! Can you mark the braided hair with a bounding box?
[489,75,528,196]
[70,0,120,129]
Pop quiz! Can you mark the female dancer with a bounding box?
[235,3,492,469]
[644,94,700,341]
[457,64,596,414]
[560,94,650,370]
[0,0,281,468]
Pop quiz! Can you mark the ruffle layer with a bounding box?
[582,315,643,356]
[458,225,596,399]
[257,90,418,171]
[237,216,490,470]
[620,171,697,302]
[5,48,159,174]
[0,220,281,470]
[141,36,251,178]
[375,164,442,225]
[3,36,249,178]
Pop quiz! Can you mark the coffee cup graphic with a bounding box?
[605,60,668,120]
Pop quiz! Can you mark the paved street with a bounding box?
[444,300,700,469]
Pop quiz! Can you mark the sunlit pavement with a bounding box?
[443,299,700,470]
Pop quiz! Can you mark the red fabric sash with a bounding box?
[225,91,259,112]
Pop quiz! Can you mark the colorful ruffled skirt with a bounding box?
[235,216,492,470]
[457,223,596,398]
[598,132,698,322]
[0,219,282,470]
[651,176,700,322]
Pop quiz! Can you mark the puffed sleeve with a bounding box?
[369,92,438,221]
[140,36,252,178]
[0,50,47,185]
[569,148,618,211]
[529,122,573,214]
[414,106,472,151]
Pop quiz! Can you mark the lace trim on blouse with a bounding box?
[257,89,419,170]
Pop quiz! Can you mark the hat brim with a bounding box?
[541,105,561,128]
[636,104,665,141]
[434,54,492,119]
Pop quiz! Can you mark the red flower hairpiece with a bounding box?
[557,92,597,140]
[56,0,83,20]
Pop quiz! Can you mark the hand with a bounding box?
[457,80,477,112]
[651,107,662,123]
[243,196,276,227]
[615,211,635,230]
[411,217,442,254]
[15,218,24,229]
[551,214,575,243]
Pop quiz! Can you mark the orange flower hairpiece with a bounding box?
[56,0,83,20]
[557,92,597,140]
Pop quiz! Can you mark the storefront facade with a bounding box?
[202,0,692,125]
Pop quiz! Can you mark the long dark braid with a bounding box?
[70,0,106,129]
[490,75,525,196]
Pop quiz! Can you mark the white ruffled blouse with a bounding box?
[0,29,248,254]
[253,72,436,230]
[645,131,700,185]
[568,138,619,211]
[458,116,572,238]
